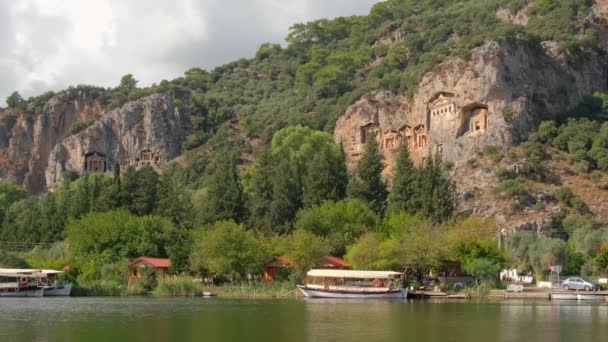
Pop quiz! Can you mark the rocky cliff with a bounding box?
[334,40,608,178]
[0,93,190,193]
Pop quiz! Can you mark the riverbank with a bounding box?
[71,277,298,298]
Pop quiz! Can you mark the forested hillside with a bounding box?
[1,0,608,285]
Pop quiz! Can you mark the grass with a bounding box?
[153,276,297,298]
[72,280,147,296]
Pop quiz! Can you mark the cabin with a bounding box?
[128,257,171,285]
[262,256,350,282]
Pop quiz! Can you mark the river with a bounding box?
[0,297,607,341]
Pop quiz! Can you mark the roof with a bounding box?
[0,268,62,275]
[322,256,349,268]
[307,269,402,279]
[265,256,293,267]
[84,151,106,157]
[129,257,171,268]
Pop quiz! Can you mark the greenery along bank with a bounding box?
[1,0,607,291]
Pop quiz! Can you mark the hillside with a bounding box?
[0,0,607,235]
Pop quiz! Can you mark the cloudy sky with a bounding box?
[0,0,380,101]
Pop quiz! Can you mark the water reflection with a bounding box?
[0,298,607,342]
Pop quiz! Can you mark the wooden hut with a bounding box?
[128,257,170,285]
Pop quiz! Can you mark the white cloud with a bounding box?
[0,0,380,101]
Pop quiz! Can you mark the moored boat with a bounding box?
[0,268,72,297]
[551,293,578,300]
[297,269,407,299]
[0,273,44,297]
[577,293,604,301]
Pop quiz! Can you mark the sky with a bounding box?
[0,0,381,102]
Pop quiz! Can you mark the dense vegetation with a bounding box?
[0,0,606,288]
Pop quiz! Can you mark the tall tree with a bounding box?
[201,155,246,224]
[415,154,456,223]
[388,145,417,213]
[269,159,302,234]
[5,91,24,109]
[246,151,274,231]
[302,145,348,207]
[129,165,159,216]
[348,139,388,214]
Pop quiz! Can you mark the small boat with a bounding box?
[0,273,44,297]
[577,293,604,301]
[297,269,407,299]
[551,293,578,300]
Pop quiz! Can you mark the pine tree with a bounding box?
[201,154,246,224]
[109,162,122,208]
[247,151,274,231]
[388,145,417,213]
[130,165,158,215]
[269,158,302,234]
[156,171,191,226]
[303,145,348,207]
[415,153,455,223]
[348,139,388,214]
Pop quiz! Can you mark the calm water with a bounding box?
[0,297,607,342]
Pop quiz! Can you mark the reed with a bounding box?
[72,280,147,296]
[154,276,296,298]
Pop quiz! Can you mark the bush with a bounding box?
[493,179,529,198]
[555,187,588,212]
[495,167,516,181]
[69,119,96,136]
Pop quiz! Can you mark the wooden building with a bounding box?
[263,256,349,282]
[128,257,170,285]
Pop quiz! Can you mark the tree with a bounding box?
[414,154,456,222]
[245,151,274,231]
[302,144,348,207]
[119,74,138,91]
[462,258,503,285]
[388,145,417,213]
[348,139,388,214]
[5,91,24,109]
[65,210,177,280]
[294,199,378,256]
[283,229,331,274]
[200,155,245,224]
[345,233,385,270]
[190,221,268,279]
[129,165,159,216]
[393,223,448,283]
[156,168,192,227]
[269,159,301,234]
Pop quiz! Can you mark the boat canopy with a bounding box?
[0,268,62,276]
[306,269,402,279]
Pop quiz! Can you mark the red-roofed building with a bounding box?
[262,256,349,282]
[128,257,171,285]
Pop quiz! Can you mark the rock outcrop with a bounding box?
[334,40,608,177]
[45,93,191,190]
[0,93,190,193]
[0,94,104,193]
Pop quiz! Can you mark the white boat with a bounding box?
[0,273,44,297]
[0,268,72,296]
[551,293,578,300]
[297,269,408,299]
[577,293,604,301]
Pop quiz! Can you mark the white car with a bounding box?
[561,277,599,291]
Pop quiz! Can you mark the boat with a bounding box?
[0,268,72,296]
[297,269,408,299]
[551,293,578,300]
[0,273,44,297]
[577,293,605,301]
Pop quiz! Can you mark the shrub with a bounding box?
[493,179,528,198]
[69,119,96,136]
[495,167,516,181]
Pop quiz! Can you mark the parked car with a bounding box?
[561,277,599,291]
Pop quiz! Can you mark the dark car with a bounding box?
[561,277,599,291]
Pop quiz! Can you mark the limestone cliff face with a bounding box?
[0,94,104,193]
[45,93,191,190]
[0,93,190,193]
[334,40,608,177]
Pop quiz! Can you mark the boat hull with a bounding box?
[0,288,44,297]
[577,294,604,301]
[297,285,407,299]
[551,293,578,300]
[43,284,72,296]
